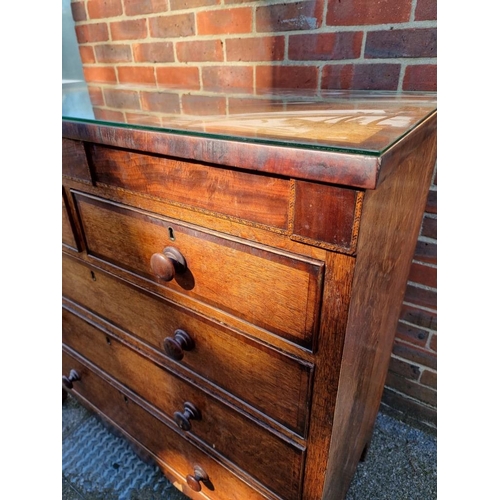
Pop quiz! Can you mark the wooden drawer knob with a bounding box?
[174,402,200,431]
[163,329,194,361]
[186,465,209,492]
[150,247,186,282]
[62,369,80,389]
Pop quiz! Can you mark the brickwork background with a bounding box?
[70,0,437,433]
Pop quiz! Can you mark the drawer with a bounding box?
[63,308,305,500]
[62,350,269,500]
[73,191,324,349]
[88,144,291,230]
[63,254,313,436]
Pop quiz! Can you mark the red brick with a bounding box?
[203,66,253,93]
[156,67,200,90]
[365,29,437,58]
[83,66,116,84]
[117,66,156,85]
[149,13,195,38]
[381,389,437,429]
[326,0,412,26]
[256,1,324,32]
[176,40,224,63]
[125,112,163,127]
[182,95,226,115]
[385,372,436,407]
[228,97,287,115]
[399,303,437,331]
[289,32,362,61]
[421,215,437,240]
[197,8,252,35]
[133,42,174,63]
[141,91,181,114]
[75,23,109,44]
[426,189,437,214]
[256,65,318,92]
[389,356,421,380]
[321,63,400,90]
[171,0,219,8]
[392,340,437,370]
[429,334,437,352]
[88,86,105,106]
[87,0,122,19]
[94,44,132,63]
[414,239,437,265]
[396,321,428,347]
[124,0,168,16]
[78,46,95,64]
[408,262,436,288]
[94,108,125,121]
[403,64,437,91]
[110,19,148,41]
[403,284,436,311]
[71,1,86,22]
[420,370,437,388]
[226,36,285,62]
[103,88,141,110]
[415,0,437,21]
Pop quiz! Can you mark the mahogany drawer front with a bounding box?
[62,308,305,500]
[291,180,362,253]
[63,254,313,436]
[63,138,92,183]
[88,144,291,231]
[73,191,324,349]
[62,350,269,500]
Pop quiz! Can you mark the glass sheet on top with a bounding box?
[62,81,436,155]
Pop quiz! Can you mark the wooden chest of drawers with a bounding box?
[62,91,437,500]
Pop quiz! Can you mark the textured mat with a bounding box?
[62,407,187,500]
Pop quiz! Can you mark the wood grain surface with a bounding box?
[322,112,437,499]
[63,309,305,500]
[74,192,324,348]
[63,253,314,436]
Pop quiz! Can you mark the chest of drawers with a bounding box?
[62,90,437,500]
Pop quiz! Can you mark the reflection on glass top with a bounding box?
[62,81,436,155]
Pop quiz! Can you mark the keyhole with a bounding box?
[90,271,96,281]
[168,227,175,241]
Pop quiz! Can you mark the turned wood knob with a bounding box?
[150,247,186,281]
[62,369,80,389]
[186,465,209,492]
[163,329,194,361]
[174,402,200,431]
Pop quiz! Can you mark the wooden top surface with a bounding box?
[63,84,436,155]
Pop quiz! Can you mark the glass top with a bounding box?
[62,81,436,155]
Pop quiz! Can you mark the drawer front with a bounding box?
[63,308,305,500]
[88,144,291,230]
[62,350,269,500]
[63,254,313,436]
[74,191,323,349]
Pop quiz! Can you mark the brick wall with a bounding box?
[70,0,437,433]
